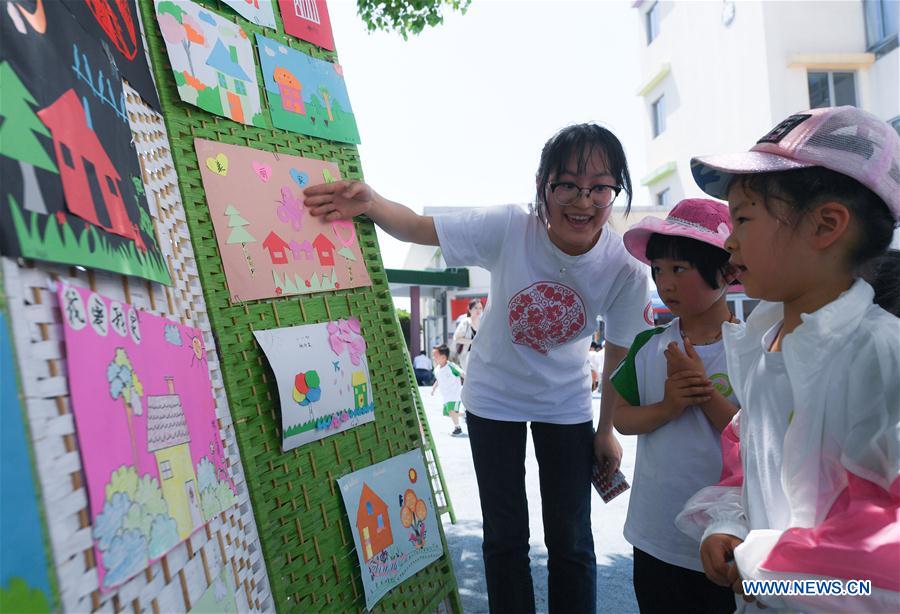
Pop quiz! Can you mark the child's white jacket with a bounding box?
[676,280,899,612]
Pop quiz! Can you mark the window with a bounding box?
[105,176,118,196]
[645,2,660,44]
[651,94,666,137]
[218,73,227,88]
[807,71,857,108]
[365,501,373,515]
[656,188,671,208]
[60,143,75,168]
[377,514,384,529]
[234,80,246,95]
[863,0,899,55]
[160,460,173,480]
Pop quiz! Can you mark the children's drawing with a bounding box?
[337,450,443,610]
[222,0,277,29]
[155,0,264,127]
[278,0,334,51]
[58,285,236,590]
[256,34,359,144]
[0,312,56,613]
[253,318,375,451]
[0,2,170,283]
[194,138,371,302]
[60,0,162,110]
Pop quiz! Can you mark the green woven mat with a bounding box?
[139,2,461,610]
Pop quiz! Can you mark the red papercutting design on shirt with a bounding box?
[508,282,586,354]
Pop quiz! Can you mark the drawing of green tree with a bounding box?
[107,349,144,470]
[0,61,57,216]
[318,86,333,123]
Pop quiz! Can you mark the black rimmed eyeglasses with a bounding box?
[548,181,621,208]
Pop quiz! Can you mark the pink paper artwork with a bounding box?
[194,138,372,302]
[58,284,237,590]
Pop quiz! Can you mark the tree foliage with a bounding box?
[356,0,472,39]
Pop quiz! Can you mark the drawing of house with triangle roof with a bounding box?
[146,376,202,538]
[205,40,251,124]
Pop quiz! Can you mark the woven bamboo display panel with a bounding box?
[138,1,461,611]
[0,82,272,612]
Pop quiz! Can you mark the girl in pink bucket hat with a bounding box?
[675,106,900,612]
[612,198,740,613]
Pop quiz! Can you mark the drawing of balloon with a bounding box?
[292,370,321,406]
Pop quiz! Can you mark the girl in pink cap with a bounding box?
[612,198,740,613]
[676,106,900,612]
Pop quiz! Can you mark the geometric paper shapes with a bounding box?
[194,138,371,302]
[337,450,443,610]
[256,34,359,144]
[155,0,264,127]
[253,318,375,451]
[0,1,170,283]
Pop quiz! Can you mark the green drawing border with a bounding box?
[140,1,460,611]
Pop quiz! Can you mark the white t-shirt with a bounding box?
[741,322,793,532]
[413,354,432,370]
[434,362,463,404]
[611,318,739,571]
[434,204,651,424]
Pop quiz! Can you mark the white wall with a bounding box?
[636,0,899,207]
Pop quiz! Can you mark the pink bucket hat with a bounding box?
[691,106,900,221]
[623,198,732,265]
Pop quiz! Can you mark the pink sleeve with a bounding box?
[676,414,749,542]
[734,474,900,610]
[760,474,899,588]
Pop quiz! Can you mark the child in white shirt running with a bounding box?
[612,198,740,613]
[676,106,900,612]
[431,344,464,436]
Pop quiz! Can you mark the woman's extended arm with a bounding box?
[304,181,439,246]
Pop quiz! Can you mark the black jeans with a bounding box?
[633,547,736,613]
[467,411,596,614]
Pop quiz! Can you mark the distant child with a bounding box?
[612,198,740,613]
[676,106,899,612]
[431,344,464,436]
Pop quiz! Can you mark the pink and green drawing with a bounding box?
[58,285,236,590]
[194,138,372,302]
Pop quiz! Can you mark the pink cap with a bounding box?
[691,106,900,221]
[623,198,732,265]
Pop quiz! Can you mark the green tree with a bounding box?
[356,0,471,38]
[0,61,57,216]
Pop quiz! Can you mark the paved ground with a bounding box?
[419,387,639,613]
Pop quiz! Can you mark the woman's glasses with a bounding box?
[548,181,621,208]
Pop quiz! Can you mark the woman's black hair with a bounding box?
[729,167,897,310]
[861,249,900,317]
[645,234,731,290]
[532,123,633,223]
[467,298,482,315]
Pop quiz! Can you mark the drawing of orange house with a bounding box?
[38,89,135,241]
[273,67,305,114]
[356,483,392,562]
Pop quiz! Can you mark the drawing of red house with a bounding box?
[37,89,136,241]
[356,483,393,562]
[263,231,290,264]
[312,233,335,266]
[273,67,305,115]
